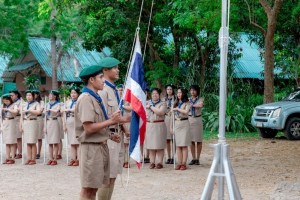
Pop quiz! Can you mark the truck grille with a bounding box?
[256,109,272,117]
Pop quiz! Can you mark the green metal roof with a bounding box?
[7,60,38,72]
[3,82,16,94]
[0,57,10,83]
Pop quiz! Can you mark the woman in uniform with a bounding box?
[145,88,167,169]
[117,84,132,168]
[45,90,61,166]
[57,99,64,160]
[20,90,41,165]
[170,88,191,170]
[1,94,18,164]
[164,84,176,164]
[33,90,45,159]
[10,88,23,159]
[188,85,204,165]
[64,86,80,166]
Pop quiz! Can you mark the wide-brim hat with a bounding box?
[69,86,81,94]
[150,87,162,94]
[99,57,121,68]
[79,65,104,79]
[117,84,124,88]
[32,89,40,94]
[2,93,11,98]
[9,88,19,93]
[25,90,33,94]
[49,90,60,96]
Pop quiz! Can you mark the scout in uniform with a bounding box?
[117,84,132,168]
[97,57,131,200]
[188,85,204,165]
[1,94,18,164]
[20,90,41,165]
[32,90,45,159]
[76,65,120,200]
[145,88,168,169]
[9,88,23,159]
[64,86,80,166]
[57,99,64,160]
[45,90,61,166]
[141,87,150,163]
[164,84,176,164]
[170,88,191,170]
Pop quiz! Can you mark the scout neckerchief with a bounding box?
[150,99,161,113]
[82,87,109,120]
[167,97,173,107]
[48,100,59,117]
[104,80,124,115]
[189,96,199,116]
[14,98,19,103]
[4,104,11,118]
[68,99,77,116]
[177,101,184,117]
[26,101,35,116]
[120,99,124,116]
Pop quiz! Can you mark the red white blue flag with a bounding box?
[123,34,147,169]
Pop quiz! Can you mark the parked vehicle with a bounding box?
[251,88,300,140]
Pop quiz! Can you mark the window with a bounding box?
[41,77,46,85]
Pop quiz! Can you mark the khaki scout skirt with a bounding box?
[57,116,64,139]
[165,115,172,140]
[108,131,124,178]
[66,116,79,145]
[145,121,167,150]
[2,119,17,144]
[174,120,191,147]
[23,120,38,144]
[46,119,60,144]
[37,116,44,140]
[189,116,203,142]
[15,116,22,139]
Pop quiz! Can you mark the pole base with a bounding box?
[200,143,242,200]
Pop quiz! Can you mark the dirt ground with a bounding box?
[0,136,299,200]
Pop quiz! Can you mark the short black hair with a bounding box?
[10,91,22,98]
[174,88,189,107]
[83,71,103,85]
[190,85,200,96]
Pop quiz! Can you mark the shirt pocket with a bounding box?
[107,99,118,115]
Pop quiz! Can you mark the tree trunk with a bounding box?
[50,7,58,89]
[172,25,180,69]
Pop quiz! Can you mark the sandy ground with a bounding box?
[0,136,299,200]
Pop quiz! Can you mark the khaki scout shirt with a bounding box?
[3,104,17,118]
[146,100,167,122]
[189,97,203,116]
[46,101,61,118]
[13,99,21,115]
[175,102,190,119]
[98,83,120,129]
[22,101,41,118]
[75,92,109,143]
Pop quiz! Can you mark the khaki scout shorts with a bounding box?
[79,143,110,188]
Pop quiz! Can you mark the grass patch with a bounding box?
[203,130,286,141]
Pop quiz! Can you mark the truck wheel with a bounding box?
[284,117,300,140]
[257,128,278,138]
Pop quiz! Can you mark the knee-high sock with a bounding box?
[124,147,128,162]
[96,188,109,200]
[108,183,115,200]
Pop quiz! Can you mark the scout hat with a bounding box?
[2,93,11,98]
[150,87,162,94]
[98,57,121,68]
[165,84,176,89]
[32,89,40,94]
[25,90,33,94]
[49,90,60,96]
[69,86,81,94]
[117,84,124,89]
[9,88,19,93]
[79,65,104,80]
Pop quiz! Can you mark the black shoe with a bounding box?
[194,159,200,165]
[36,154,40,159]
[188,159,195,165]
[165,159,171,164]
[144,158,150,163]
[169,158,174,164]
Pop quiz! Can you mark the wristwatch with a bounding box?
[110,132,114,140]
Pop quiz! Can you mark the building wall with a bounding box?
[22,51,36,62]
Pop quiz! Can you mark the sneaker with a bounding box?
[194,159,200,165]
[169,158,174,164]
[188,159,196,165]
[36,154,40,159]
[165,159,171,164]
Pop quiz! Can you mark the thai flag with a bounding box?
[123,34,147,169]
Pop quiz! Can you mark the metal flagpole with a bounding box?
[200,0,242,199]
[63,97,68,164]
[44,96,48,165]
[20,98,24,165]
[171,96,176,169]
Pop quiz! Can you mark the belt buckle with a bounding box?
[168,113,171,117]
[49,118,52,121]
[176,118,181,121]
[103,140,107,145]
[4,118,8,120]
[150,119,154,123]
[192,116,195,118]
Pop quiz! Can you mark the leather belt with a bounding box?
[147,120,165,123]
[175,118,188,121]
[110,128,119,132]
[16,114,20,116]
[165,113,172,117]
[24,118,37,121]
[37,115,42,117]
[189,115,201,118]
[3,117,14,120]
[81,140,107,145]
[67,115,75,118]
[47,117,57,120]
